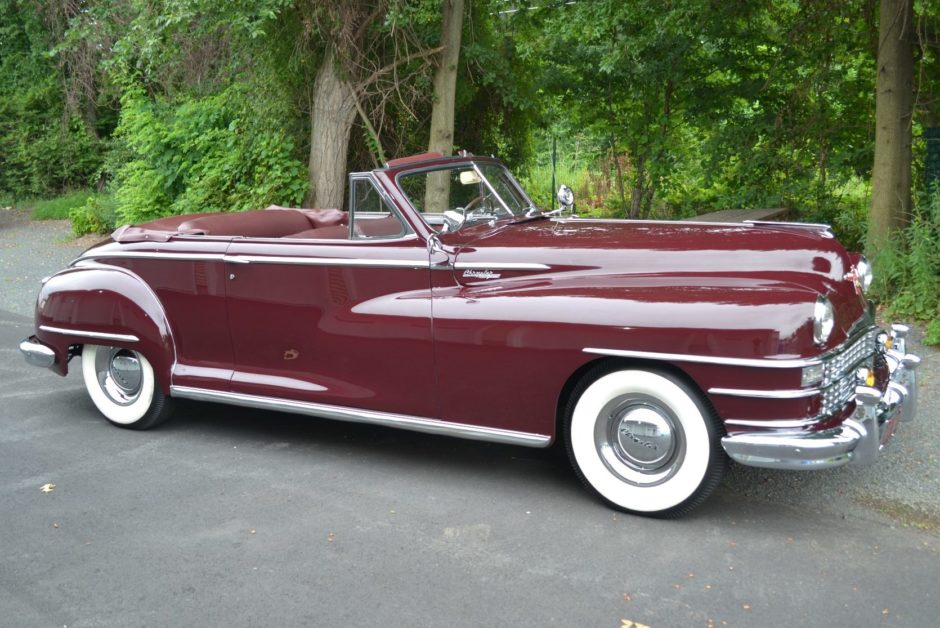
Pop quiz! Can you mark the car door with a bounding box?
[223,175,437,419]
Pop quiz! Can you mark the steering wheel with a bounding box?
[462,195,484,216]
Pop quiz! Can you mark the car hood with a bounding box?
[445,217,868,346]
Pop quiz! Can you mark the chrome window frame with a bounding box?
[348,172,413,240]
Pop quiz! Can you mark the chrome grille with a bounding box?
[819,328,878,416]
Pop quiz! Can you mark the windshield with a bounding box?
[396,161,537,232]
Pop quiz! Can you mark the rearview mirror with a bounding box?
[459,170,482,185]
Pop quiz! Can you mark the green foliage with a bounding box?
[112,84,307,224]
[0,3,106,198]
[70,194,117,235]
[31,190,98,221]
[872,190,940,344]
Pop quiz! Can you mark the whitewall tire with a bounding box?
[565,367,726,517]
[81,344,173,429]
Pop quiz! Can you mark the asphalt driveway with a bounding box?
[1,210,938,627]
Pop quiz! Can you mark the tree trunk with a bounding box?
[612,147,628,218]
[869,0,914,248]
[307,50,358,209]
[630,154,646,219]
[425,0,464,214]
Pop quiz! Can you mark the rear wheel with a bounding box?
[565,367,726,517]
[81,344,174,429]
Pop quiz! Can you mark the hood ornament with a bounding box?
[844,267,861,295]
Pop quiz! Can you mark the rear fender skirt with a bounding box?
[34,264,176,390]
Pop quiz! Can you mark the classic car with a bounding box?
[19,152,921,517]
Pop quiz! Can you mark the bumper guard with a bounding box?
[19,336,57,369]
[721,324,921,470]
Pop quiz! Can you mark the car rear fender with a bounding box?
[33,264,175,390]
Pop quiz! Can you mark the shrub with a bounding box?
[70,194,117,236]
[871,190,940,344]
[111,84,307,225]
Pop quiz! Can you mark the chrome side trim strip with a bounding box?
[583,347,820,369]
[80,251,225,262]
[709,387,820,399]
[724,417,821,429]
[744,219,832,230]
[224,255,430,269]
[78,250,430,269]
[453,262,550,271]
[39,325,139,343]
[170,386,552,448]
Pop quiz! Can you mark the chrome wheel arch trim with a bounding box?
[39,325,140,343]
[583,347,821,369]
[169,386,552,448]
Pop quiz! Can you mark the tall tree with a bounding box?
[424,0,464,213]
[869,0,914,246]
[302,1,439,209]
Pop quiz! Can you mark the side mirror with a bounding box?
[557,184,574,212]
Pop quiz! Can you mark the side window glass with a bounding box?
[349,177,411,240]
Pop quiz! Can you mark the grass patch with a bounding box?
[31,189,98,220]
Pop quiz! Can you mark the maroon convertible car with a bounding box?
[20,152,920,517]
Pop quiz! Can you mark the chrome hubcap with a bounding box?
[595,394,685,486]
[614,407,675,470]
[96,347,143,406]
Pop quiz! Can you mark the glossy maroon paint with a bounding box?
[35,265,175,385]
[33,154,873,441]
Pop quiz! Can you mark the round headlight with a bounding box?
[856,255,873,293]
[813,295,835,346]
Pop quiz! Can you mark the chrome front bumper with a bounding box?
[19,336,56,369]
[721,324,921,470]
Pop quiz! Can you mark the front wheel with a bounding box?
[81,344,174,430]
[565,367,726,517]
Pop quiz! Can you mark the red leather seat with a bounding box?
[175,208,349,238]
[284,225,350,240]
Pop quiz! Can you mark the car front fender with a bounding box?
[33,264,175,390]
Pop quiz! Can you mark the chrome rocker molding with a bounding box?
[38,325,140,343]
[721,328,921,470]
[170,386,552,448]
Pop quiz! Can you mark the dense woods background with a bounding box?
[1,0,939,338]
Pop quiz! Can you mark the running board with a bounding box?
[170,386,552,448]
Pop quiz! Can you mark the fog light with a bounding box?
[802,363,824,387]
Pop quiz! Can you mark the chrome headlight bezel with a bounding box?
[856,255,873,293]
[813,295,835,346]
